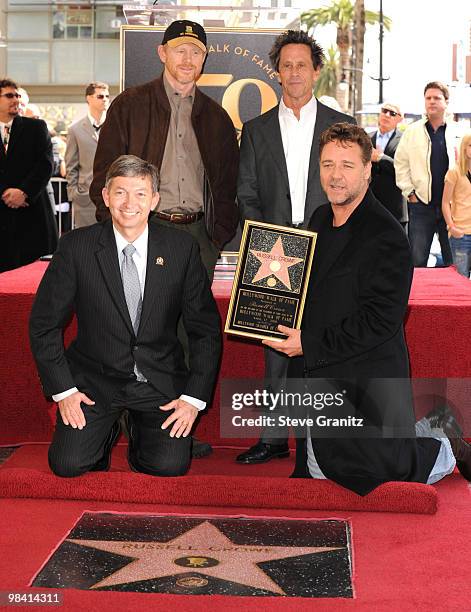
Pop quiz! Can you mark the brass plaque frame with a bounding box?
[225,220,317,341]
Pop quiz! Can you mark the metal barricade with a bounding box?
[50,177,71,237]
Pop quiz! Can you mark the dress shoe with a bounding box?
[448,437,471,481]
[192,437,213,458]
[236,442,290,464]
[424,405,462,437]
[90,421,121,472]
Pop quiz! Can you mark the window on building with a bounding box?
[52,7,93,40]
[6,4,121,85]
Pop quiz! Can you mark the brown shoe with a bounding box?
[448,437,471,481]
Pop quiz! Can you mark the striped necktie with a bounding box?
[121,244,142,333]
[122,244,146,381]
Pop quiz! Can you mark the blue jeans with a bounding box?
[450,234,471,278]
[408,202,452,267]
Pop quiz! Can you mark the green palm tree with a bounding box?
[314,46,339,99]
[302,0,391,111]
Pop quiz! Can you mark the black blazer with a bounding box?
[370,129,407,223]
[237,100,355,228]
[290,190,439,495]
[0,115,57,272]
[29,221,221,407]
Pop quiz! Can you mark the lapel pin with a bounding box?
[155,257,165,266]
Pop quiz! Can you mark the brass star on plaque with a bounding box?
[68,520,341,595]
[250,236,303,291]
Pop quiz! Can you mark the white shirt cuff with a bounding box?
[180,394,206,411]
[52,387,78,402]
[52,389,205,411]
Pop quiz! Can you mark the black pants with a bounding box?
[408,201,452,267]
[261,347,290,445]
[152,216,219,282]
[152,215,219,367]
[48,381,192,478]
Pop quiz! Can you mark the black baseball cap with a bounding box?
[162,20,207,53]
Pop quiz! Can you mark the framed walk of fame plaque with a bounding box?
[225,221,317,341]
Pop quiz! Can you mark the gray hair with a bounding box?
[105,155,160,193]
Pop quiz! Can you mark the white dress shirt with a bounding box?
[53,224,205,411]
[375,129,394,153]
[87,112,105,138]
[278,96,317,225]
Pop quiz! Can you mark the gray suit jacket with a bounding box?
[65,116,99,227]
[237,100,355,228]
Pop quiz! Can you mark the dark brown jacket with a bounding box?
[90,76,239,248]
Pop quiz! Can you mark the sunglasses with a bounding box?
[94,94,110,99]
[381,108,400,118]
[0,93,21,99]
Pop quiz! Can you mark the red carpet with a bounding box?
[1,264,471,446]
[0,445,437,514]
[1,475,470,611]
[1,265,471,608]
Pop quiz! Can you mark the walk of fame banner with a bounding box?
[225,221,317,341]
[32,512,353,598]
[121,26,283,133]
[121,26,284,252]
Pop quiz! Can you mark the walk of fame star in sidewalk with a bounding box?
[32,512,353,598]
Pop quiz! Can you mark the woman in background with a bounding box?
[442,132,471,278]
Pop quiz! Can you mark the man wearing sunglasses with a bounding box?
[65,82,110,228]
[0,78,57,272]
[369,103,408,229]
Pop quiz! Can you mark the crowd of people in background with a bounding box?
[1,74,469,278]
[4,20,471,492]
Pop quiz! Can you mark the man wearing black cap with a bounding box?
[91,20,239,279]
[90,20,239,457]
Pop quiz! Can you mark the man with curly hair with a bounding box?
[236,30,356,465]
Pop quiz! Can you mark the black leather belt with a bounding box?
[155,211,203,224]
